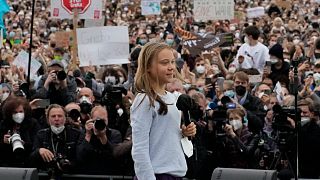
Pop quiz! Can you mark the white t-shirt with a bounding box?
[232,42,270,74]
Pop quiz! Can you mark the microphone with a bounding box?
[176,94,192,126]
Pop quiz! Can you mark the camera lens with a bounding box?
[94,119,106,131]
[56,70,67,81]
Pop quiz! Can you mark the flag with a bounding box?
[0,0,10,38]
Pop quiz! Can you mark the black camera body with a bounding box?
[54,70,67,81]
[94,118,106,131]
[51,154,71,172]
[79,101,92,114]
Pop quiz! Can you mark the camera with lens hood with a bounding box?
[94,118,106,131]
[10,132,24,153]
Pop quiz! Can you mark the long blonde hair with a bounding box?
[135,42,172,115]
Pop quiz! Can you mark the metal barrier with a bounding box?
[38,173,134,180]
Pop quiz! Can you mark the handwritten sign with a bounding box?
[55,31,71,48]
[13,51,42,79]
[77,26,130,67]
[246,7,265,19]
[193,0,234,21]
[275,0,291,9]
[141,0,161,15]
[50,0,103,19]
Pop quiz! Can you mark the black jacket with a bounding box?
[76,128,122,175]
[0,118,40,167]
[29,126,83,173]
[242,93,265,133]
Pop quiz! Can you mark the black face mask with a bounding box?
[235,85,246,96]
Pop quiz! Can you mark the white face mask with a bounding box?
[146,29,152,34]
[228,67,236,73]
[313,72,320,81]
[229,120,243,131]
[301,117,310,126]
[230,26,236,31]
[1,92,9,102]
[119,77,125,84]
[105,76,116,84]
[244,36,249,44]
[79,96,91,104]
[270,58,279,64]
[51,125,65,135]
[196,65,206,74]
[293,39,300,45]
[12,113,25,124]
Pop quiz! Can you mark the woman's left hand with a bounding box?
[182,122,197,137]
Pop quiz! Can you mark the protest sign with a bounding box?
[77,26,130,67]
[50,0,103,19]
[141,0,161,15]
[249,74,263,83]
[246,7,265,18]
[55,31,71,48]
[13,51,42,79]
[193,0,234,21]
[183,33,233,56]
[231,11,245,24]
[275,0,291,9]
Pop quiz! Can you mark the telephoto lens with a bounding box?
[10,133,24,153]
[56,70,67,81]
[94,118,106,131]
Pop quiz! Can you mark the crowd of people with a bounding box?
[1,0,320,179]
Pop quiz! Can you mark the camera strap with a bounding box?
[51,131,66,156]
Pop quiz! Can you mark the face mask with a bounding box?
[1,92,9,102]
[313,73,320,81]
[244,36,249,44]
[139,39,147,45]
[146,29,152,34]
[196,65,206,74]
[121,14,126,18]
[12,23,18,28]
[117,108,124,116]
[119,77,125,84]
[270,58,279,64]
[199,29,206,33]
[105,76,116,84]
[51,125,65,135]
[301,117,310,126]
[229,120,243,131]
[9,31,15,38]
[235,32,240,39]
[159,32,164,38]
[230,26,236,31]
[183,83,191,90]
[224,90,235,98]
[228,67,236,73]
[79,96,91,104]
[293,39,300,45]
[66,28,71,32]
[235,85,246,96]
[165,39,174,46]
[12,113,24,124]
[23,31,28,36]
[50,27,57,33]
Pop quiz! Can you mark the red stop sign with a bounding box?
[61,0,91,14]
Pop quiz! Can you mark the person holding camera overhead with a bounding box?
[77,106,122,175]
[36,60,77,106]
[0,96,40,167]
[29,104,82,178]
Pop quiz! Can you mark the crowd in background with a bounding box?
[1,0,320,179]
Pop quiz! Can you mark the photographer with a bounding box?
[77,106,122,175]
[30,104,82,177]
[216,108,260,168]
[78,87,95,125]
[36,60,77,106]
[298,98,320,178]
[0,96,40,167]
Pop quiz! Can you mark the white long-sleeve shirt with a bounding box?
[131,92,187,180]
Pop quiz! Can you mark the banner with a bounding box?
[193,0,234,21]
[50,0,103,19]
[77,26,130,67]
[13,51,42,79]
[141,0,161,15]
[183,33,233,56]
[246,7,265,19]
[84,17,105,27]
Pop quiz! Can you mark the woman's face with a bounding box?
[14,105,24,114]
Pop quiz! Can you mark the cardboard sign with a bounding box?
[193,0,234,21]
[13,51,42,79]
[84,17,105,27]
[246,7,265,19]
[141,0,161,15]
[275,0,291,9]
[50,0,103,19]
[249,74,263,83]
[55,31,71,48]
[77,26,130,67]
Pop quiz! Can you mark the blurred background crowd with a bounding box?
[1,0,320,179]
